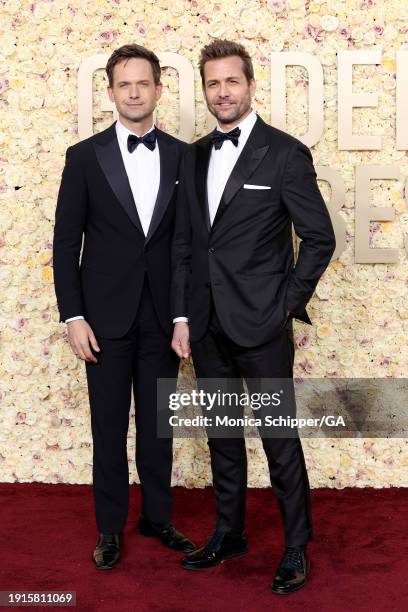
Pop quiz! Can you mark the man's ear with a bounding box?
[107,87,114,103]
[202,84,208,104]
[156,81,163,101]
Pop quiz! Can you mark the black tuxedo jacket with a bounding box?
[53,122,186,338]
[172,115,336,347]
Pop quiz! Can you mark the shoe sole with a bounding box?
[92,559,119,570]
[181,547,249,571]
[92,553,120,570]
[271,581,306,595]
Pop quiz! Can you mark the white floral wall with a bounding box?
[0,0,407,488]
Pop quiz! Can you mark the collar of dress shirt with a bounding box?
[215,109,257,140]
[115,118,156,149]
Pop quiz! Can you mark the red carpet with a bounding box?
[1,484,407,611]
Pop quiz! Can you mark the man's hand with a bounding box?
[67,319,100,363]
[171,322,191,359]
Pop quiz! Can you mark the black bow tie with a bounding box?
[210,126,241,150]
[127,129,157,153]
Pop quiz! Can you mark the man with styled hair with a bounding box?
[53,44,195,569]
[172,39,336,593]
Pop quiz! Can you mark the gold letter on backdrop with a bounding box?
[78,53,195,141]
[78,54,107,140]
[270,52,324,147]
[316,166,346,260]
[355,166,400,263]
[396,50,408,151]
[338,50,382,150]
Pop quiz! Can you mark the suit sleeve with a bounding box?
[171,149,192,320]
[281,141,336,322]
[53,145,88,323]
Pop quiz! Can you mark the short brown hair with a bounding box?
[106,44,161,87]
[199,39,254,84]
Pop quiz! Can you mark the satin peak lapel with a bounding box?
[145,131,178,244]
[93,126,144,235]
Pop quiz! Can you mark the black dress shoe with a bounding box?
[138,516,196,552]
[271,547,310,594]
[181,530,248,570]
[92,532,122,570]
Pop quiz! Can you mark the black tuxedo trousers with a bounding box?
[85,278,179,533]
[191,298,313,547]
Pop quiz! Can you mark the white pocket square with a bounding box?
[243,184,271,190]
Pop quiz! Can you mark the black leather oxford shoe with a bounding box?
[92,532,122,570]
[271,547,310,594]
[181,530,248,570]
[138,516,196,552]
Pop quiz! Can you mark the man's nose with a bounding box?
[218,83,230,98]
[129,85,139,98]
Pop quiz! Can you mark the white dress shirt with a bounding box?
[65,119,160,324]
[173,110,258,325]
[207,109,257,225]
[115,118,160,235]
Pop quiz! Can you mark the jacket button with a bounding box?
[208,247,215,254]
[205,282,211,288]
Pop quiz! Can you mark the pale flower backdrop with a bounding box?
[0,0,407,487]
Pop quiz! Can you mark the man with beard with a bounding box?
[171,39,336,593]
[53,44,196,570]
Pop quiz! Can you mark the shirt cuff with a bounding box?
[65,316,85,323]
[173,317,189,323]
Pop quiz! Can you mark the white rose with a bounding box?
[33,2,50,19]
[321,15,338,32]
[363,31,376,45]
[351,27,364,42]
